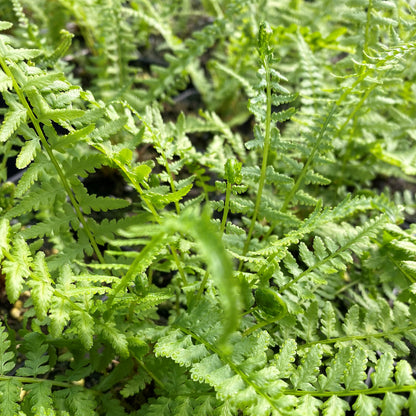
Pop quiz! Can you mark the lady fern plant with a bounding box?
[0,1,416,415]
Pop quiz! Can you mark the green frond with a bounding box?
[15,136,39,169]
[29,251,54,320]
[0,21,13,31]
[0,378,21,416]
[280,215,388,291]
[96,321,130,358]
[157,302,282,415]
[154,298,416,415]
[20,206,76,241]
[120,371,152,398]
[0,105,27,143]
[3,235,31,303]
[70,310,95,350]
[71,178,129,214]
[49,295,71,338]
[157,324,416,414]
[16,332,50,377]
[0,323,15,376]
[0,2,415,415]
[55,387,97,416]
[6,178,66,219]
[25,383,55,416]
[290,345,323,390]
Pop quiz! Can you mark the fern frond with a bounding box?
[120,372,152,398]
[239,21,297,255]
[158,309,416,415]
[0,3,415,415]
[71,178,129,215]
[0,378,21,416]
[279,215,389,292]
[29,251,54,320]
[85,0,138,101]
[16,332,50,377]
[6,177,65,219]
[282,298,416,361]
[0,105,27,143]
[70,309,95,350]
[55,386,97,416]
[96,321,130,358]
[0,323,15,376]
[25,382,55,416]
[340,0,400,55]
[156,301,282,415]
[3,235,31,303]
[138,18,225,105]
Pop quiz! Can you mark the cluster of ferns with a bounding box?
[0,0,416,415]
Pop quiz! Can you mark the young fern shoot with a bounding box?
[242,22,296,257]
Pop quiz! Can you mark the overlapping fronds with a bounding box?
[0,1,415,414]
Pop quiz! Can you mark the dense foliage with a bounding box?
[1,0,416,414]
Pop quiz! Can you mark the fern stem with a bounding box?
[220,181,232,234]
[54,290,87,313]
[284,383,416,398]
[137,359,166,390]
[191,271,209,308]
[299,324,416,350]
[170,245,187,287]
[0,375,74,389]
[192,178,231,304]
[281,103,336,213]
[105,232,166,310]
[261,103,337,240]
[119,102,188,286]
[339,85,376,175]
[116,152,188,287]
[242,55,272,257]
[242,317,275,337]
[0,57,105,264]
[338,85,376,136]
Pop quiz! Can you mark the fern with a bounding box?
[130,0,255,109]
[0,1,416,415]
[156,299,416,415]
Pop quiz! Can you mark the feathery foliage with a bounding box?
[0,1,416,414]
